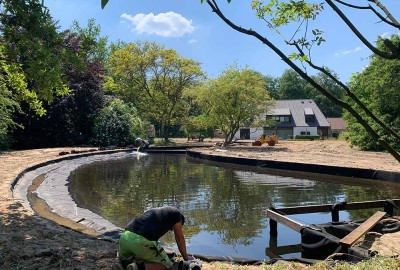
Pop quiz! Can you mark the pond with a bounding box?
[68,153,400,260]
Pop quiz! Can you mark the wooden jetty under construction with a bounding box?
[266,199,400,260]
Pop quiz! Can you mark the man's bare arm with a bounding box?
[173,221,189,261]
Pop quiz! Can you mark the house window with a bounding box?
[305,115,314,123]
[269,116,290,123]
[300,131,311,135]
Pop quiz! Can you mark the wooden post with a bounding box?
[270,218,278,237]
[331,209,339,222]
[384,200,395,216]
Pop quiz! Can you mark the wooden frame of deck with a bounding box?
[265,199,399,259]
[267,199,399,236]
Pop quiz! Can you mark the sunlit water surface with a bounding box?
[68,154,400,260]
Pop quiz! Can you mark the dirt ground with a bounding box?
[182,138,400,173]
[0,140,399,269]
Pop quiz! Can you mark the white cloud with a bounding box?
[121,12,195,37]
[335,46,363,56]
[188,39,197,44]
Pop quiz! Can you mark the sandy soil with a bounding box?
[184,139,400,173]
[0,148,117,270]
[0,141,399,269]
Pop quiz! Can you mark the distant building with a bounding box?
[327,117,347,138]
[235,99,330,140]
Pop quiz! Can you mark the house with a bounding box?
[327,117,347,138]
[235,99,330,140]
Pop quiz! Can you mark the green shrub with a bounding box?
[295,135,320,140]
[0,128,10,150]
[93,99,144,146]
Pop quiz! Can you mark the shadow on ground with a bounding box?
[0,201,116,270]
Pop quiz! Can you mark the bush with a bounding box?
[93,99,144,146]
[0,128,10,150]
[295,135,320,140]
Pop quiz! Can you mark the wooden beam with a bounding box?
[267,209,303,232]
[265,244,302,259]
[274,200,400,215]
[339,211,386,247]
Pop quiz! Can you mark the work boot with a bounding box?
[111,258,125,270]
[126,262,139,270]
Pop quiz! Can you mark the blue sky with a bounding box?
[44,0,399,82]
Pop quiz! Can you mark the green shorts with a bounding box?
[118,230,173,268]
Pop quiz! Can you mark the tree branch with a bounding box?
[334,0,400,28]
[205,0,400,162]
[370,0,400,26]
[326,0,399,59]
[292,42,400,141]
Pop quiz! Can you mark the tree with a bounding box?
[70,19,109,65]
[0,44,24,149]
[263,75,280,100]
[180,91,212,141]
[0,0,75,148]
[0,0,69,114]
[307,69,343,117]
[191,65,274,144]
[277,69,343,117]
[105,41,204,141]
[10,20,107,148]
[277,69,309,100]
[93,99,145,146]
[344,36,400,151]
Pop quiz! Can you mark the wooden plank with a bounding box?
[266,210,303,232]
[274,199,400,215]
[339,211,386,247]
[265,244,302,259]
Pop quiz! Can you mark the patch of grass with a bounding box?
[204,256,399,270]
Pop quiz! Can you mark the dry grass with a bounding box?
[203,256,400,270]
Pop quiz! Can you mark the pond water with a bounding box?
[68,153,400,260]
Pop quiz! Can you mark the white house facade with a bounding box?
[234,99,330,140]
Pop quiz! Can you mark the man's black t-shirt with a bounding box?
[126,206,184,241]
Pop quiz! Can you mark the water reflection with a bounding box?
[68,154,400,260]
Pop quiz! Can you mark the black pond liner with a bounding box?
[301,217,400,262]
[186,149,400,182]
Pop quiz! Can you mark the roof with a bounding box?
[327,118,347,131]
[267,108,291,116]
[304,107,314,115]
[267,99,330,128]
